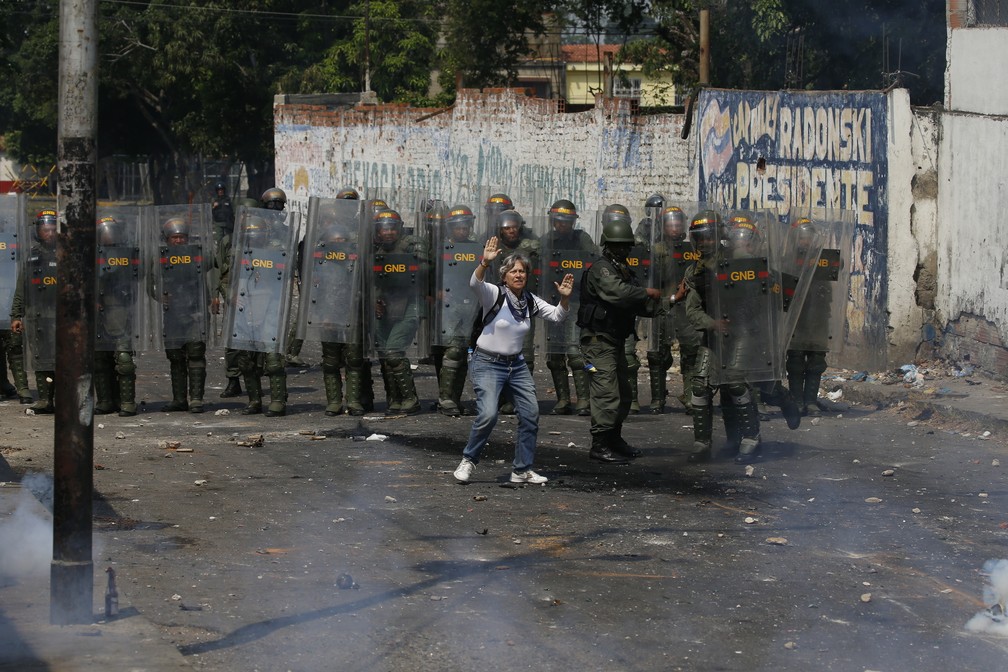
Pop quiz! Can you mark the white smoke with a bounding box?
[965,558,1008,636]
[0,473,54,582]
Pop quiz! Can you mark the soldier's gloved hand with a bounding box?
[10,319,22,334]
[645,288,662,300]
[210,297,221,315]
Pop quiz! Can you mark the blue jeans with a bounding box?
[462,349,540,473]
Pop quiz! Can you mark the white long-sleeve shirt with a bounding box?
[470,270,568,356]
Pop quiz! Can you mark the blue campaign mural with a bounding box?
[697,89,889,369]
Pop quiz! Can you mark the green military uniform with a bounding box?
[153,216,212,413]
[11,233,57,414]
[371,221,427,416]
[543,215,597,416]
[649,231,701,414]
[683,211,763,463]
[578,210,662,463]
[93,216,141,416]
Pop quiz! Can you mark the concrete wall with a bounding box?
[274,89,694,224]
[947,28,1008,115]
[273,86,1004,375]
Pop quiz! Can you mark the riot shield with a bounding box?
[296,197,364,344]
[225,207,299,353]
[21,214,58,371]
[151,203,213,351]
[432,202,486,347]
[95,206,148,353]
[707,209,784,385]
[0,195,25,331]
[786,209,855,367]
[363,206,429,360]
[540,206,599,355]
[648,201,703,346]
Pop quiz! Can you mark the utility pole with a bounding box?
[51,0,97,625]
[699,9,711,87]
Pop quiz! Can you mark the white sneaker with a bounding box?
[454,458,475,483]
[510,469,547,484]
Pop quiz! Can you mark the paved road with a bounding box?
[1,348,1006,671]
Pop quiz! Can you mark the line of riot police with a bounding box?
[1,189,854,468]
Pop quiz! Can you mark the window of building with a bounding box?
[612,77,641,99]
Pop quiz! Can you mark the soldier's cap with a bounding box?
[689,212,719,228]
[98,216,117,225]
[662,205,685,218]
[449,206,474,222]
[487,194,513,207]
[36,209,58,223]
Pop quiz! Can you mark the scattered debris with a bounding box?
[766,537,788,545]
[194,480,207,486]
[865,497,883,504]
[912,508,922,514]
[163,441,182,450]
[115,432,126,440]
[384,495,397,503]
[994,459,1001,467]
[860,592,872,603]
[473,495,487,502]
[298,430,316,436]
[744,516,757,524]
[336,573,359,589]
[237,434,264,447]
[214,409,230,416]
[784,641,797,650]
[744,465,755,477]
[366,434,388,442]
[882,469,895,477]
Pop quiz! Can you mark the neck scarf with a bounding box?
[503,285,528,321]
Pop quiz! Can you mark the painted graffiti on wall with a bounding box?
[696,89,889,370]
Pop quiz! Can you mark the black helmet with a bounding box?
[549,199,578,224]
[215,181,226,193]
[661,206,687,239]
[336,187,360,200]
[645,193,665,209]
[447,205,475,233]
[260,187,287,211]
[689,210,721,254]
[96,216,125,246]
[600,204,634,245]
[162,217,189,240]
[497,209,524,236]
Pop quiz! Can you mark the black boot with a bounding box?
[589,431,630,464]
[220,376,242,398]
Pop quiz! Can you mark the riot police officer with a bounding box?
[578,205,670,463]
[490,208,541,415]
[542,198,596,416]
[94,216,141,416]
[157,216,211,413]
[786,216,833,416]
[432,204,481,416]
[223,202,296,416]
[0,199,30,402]
[649,205,700,414]
[10,210,59,413]
[368,208,427,415]
[683,210,763,463]
[605,203,647,414]
[211,181,234,239]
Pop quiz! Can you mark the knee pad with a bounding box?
[184,341,206,367]
[114,351,136,376]
[567,354,585,371]
[728,385,752,407]
[166,348,186,366]
[807,351,828,376]
[264,352,285,376]
[344,343,364,369]
[546,354,566,373]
